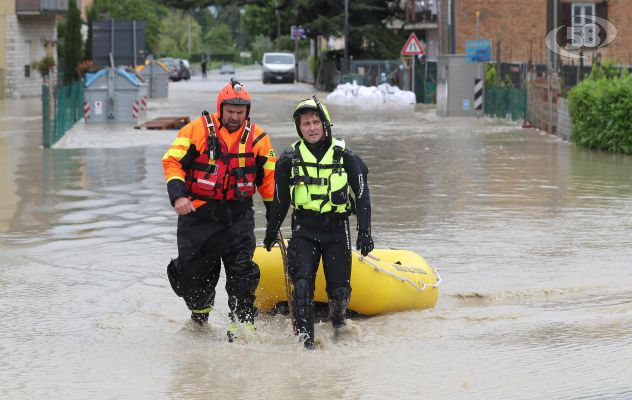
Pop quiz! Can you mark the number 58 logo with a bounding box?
[545,16,617,59]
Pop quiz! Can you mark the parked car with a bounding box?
[261,52,295,83]
[158,57,191,81]
[219,64,235,75]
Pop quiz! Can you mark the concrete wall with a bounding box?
[5,15,57,98]
[557,97,572,141]
[297,59,314,84]
[454,0,547,64]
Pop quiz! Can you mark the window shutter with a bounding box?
[596,2,608,47]
[559,3,572,48]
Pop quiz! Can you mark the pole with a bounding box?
[344,0,349,75]
[188,16,192,56]
[276,230,296,335]
[412,55,416,94]
[294,30,299,82]
[275,0,281,49]
[133,20,137,67]
[476,10,482,118]
[449,0,456,53]
[110,19,114,65]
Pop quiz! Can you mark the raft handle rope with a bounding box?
[353,250,442,293]
[276,231,297,335]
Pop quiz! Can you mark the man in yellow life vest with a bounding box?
[263,96,373,349]
[162,79,276,341]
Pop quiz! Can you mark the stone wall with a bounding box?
[5,15,57,98]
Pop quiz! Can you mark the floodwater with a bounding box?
[1,67,631,399]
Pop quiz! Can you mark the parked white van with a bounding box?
[262,52,295,83]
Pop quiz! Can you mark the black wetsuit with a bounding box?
[266,139,371,346]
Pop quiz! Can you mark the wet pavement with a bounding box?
[1,66,631,399]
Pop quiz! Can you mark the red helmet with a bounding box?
[216,78,251,120]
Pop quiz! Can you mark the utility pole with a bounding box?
[188,15,192,56]
[343,0,349,75]
[476,10,482,118]
[275,0,281,49]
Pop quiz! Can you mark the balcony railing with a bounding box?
[405,0,438,24]
[16,0,68,15]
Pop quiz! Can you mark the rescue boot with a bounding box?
[190,307,212,326]
[294,309,315,349]
[293,282,315,349]
[329,287,351,334]
[226,321,256,343]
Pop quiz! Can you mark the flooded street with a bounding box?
[1,66,631,399]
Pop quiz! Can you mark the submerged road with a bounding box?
[1,66,631,399]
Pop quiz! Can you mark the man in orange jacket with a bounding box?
[162,79,276,341]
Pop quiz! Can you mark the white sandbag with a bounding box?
[327,82,416,105]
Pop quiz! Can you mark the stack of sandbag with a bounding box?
[326,81,416,105]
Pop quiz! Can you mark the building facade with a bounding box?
[452,0,632,66]
[0,0,66,98]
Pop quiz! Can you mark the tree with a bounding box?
[84,5,97,61]
[63,0,83,84]
[293,0,405,59]
[158,9,203,58]
[242,0,296,41]
[207,23,234,54]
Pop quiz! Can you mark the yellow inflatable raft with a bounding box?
[254,246,441,315]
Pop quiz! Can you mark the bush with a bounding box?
[567,75,632,154]
[33,56,55,77]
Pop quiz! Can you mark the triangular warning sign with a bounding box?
[401,33,425,56]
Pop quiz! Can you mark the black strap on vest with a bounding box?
[291,176,327,186]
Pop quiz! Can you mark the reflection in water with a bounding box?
[1,76,632,399]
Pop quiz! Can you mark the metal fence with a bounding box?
[484,86,527,121]
[42,81,84,148]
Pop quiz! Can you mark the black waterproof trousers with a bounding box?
[287,214,352,347]
[167,206,260,324]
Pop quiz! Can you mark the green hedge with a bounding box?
[567,75,632,154]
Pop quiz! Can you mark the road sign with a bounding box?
[401,33,425,56]
[466,39,493,63]
[291,25,307,40]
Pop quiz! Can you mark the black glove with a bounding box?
[263,230,276,252]
[356,231,374,257]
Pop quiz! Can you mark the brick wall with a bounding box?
[527,72,560,134]
[599,0,632,65]
[5,15,57,98]
[455,0,548,64]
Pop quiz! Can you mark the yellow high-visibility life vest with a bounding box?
[289,138,351,214]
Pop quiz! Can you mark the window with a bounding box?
[571,3,597,49]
